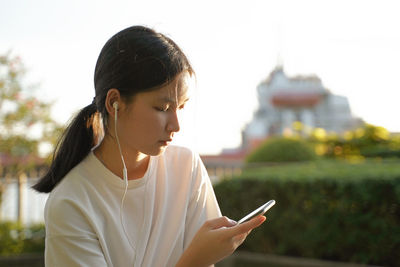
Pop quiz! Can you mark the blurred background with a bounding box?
[0,0,399,266]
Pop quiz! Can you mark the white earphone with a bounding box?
[113,101,135,254]
[113,101,118,117]
[113,100,145,265]
[113,101,127,182]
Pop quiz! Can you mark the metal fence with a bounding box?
[0,161,244,224]
[0,175,46,224]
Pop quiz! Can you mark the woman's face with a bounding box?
[116,73,190,157]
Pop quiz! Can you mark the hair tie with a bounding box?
[90,97,99,112]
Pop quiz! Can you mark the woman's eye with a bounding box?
[155,103,185,112]
[156,106,169,112]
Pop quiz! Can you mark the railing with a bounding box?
[203,161,244,184]
[0,162,240,224]
[0,175,46,224]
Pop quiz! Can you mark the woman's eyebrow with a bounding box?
[158,96,190,104]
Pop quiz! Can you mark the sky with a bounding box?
[1,0,399,155]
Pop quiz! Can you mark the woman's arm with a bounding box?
[46,234,108,267]
[176,215,266,267]
[45,197,109,267]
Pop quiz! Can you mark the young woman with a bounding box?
[33,26,266,267]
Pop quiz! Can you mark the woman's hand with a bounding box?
[176,215,266,267]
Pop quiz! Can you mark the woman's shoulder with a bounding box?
[48,155,94,201]
[45,156,100,221]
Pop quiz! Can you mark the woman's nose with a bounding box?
[166,110,180,133]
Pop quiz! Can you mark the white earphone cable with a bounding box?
[114,103,136,257]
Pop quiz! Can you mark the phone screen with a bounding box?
[237,200,276,224]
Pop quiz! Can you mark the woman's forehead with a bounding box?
[151,74,191,103]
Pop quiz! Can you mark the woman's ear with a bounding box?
[105,89,122,117]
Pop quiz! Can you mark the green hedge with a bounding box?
[360,145,400,158]
[0,222,45,255]
[246,137,317,163]
[214,159,400,266]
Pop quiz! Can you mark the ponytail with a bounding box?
[33,103,100,193]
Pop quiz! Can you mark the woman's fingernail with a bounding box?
[229,219,237,225]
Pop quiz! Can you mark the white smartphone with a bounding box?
[237,200,276,224]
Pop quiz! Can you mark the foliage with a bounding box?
[0,222,45,255]
[360,144,400,158]
[306,124,400,160]
[214,159,400,266]
[0,52,63,174]
[246,137,317,163]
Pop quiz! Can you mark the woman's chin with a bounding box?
[145,145,168,156]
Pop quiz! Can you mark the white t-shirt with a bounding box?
[44,145,221,267]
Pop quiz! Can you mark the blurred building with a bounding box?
[201,66,363,180]
[242,65,363,150]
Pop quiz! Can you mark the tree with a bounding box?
[0,52,63,175]
[0,51,64,222]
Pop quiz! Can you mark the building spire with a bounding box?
[276,52,283,70]
[276,23,284,71]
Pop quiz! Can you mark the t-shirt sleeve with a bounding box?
[44,196,108,267]
[183,152,222,249]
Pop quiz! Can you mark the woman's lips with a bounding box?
[159,139,172,145]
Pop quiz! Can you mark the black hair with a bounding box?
[33,26,194,193]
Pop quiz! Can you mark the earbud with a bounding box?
[113,102,118,121]
[112,100,127,181]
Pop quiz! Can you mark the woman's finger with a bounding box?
[225,215,266,237]
[205,216,237,230]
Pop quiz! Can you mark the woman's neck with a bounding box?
[93,135,150,180]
